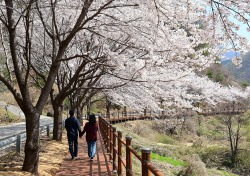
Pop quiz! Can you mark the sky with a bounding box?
[222,16,250,61]
[231,16,250,44]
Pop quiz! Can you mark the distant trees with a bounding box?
[205,63,232,85]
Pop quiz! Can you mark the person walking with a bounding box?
[80,114,98,161]
[65,109,81,160]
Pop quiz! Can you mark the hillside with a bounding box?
[222,52,250,84]
[114,113,250,176]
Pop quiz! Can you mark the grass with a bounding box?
[208,169,239,176]
[219,170,238,176]
[151,153,187,167]
[198,119,224,140]
[155,133,178,145]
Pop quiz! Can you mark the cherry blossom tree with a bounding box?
[50,57,105,140]
[0,0,122,173]
[102,67,249,114]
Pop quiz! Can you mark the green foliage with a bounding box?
[206,70,214,79]
[207,69,225,83]
[203,50,210,57]
[216,72,224,82]
[241,81,249,88]
[0,82,7,92]
[0,54,11,91]
[198,146,229,167]
[63,98,71,109]
[151,153,187,166]
[207,169,239,176]
[204,62,233,85]
[245,124,250,142]
[36,77,46,88]
[218,170,238,176]
[242,110,250,142]
[197,120,224,140]
[237,149,250,169]
[90,103,103,114]
[111,103,122,110]
[194,43,209,51]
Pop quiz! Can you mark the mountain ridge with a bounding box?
[222,51,250,84]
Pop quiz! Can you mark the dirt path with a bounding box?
[0,133,68,176]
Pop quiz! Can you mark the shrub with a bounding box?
[179,154,207,176]
[197,124,224,140]
[184,117,198,134]
[192,137,206,148]
[155,133,178,145]
[198,146,228,167]
[237,150,250,172]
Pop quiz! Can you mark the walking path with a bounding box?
[55,131,116,176]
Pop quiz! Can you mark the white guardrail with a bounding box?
[0,123,54,153]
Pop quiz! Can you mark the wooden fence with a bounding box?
[99,116,164,176]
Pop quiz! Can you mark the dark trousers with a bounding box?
[68,138,78,158]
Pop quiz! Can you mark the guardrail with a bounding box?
[0,123,54,153]
[99,116,164,176]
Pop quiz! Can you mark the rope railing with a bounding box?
[99,116,164,176]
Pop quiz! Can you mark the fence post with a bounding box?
[117,130,123,175]
[141,148,151,176]
[112,127,117,173]
[104,121,108,149]
[126,136,132,176]
[107,122,110,154]
[16,134,21,153]
[47,125,50,138]
[109,123,113,161]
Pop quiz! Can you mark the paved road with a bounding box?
[0,115,53,140]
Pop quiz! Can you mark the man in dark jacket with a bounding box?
[65,109,81,160]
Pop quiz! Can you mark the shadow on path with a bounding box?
[55,130,115,176]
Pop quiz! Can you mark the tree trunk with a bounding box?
[86,98,91,120]
[77,105,83,126]
[106,99,111,119]
[231,150,236,166]
[144,108,147,117]
[22,112,40,173]
[124,106,127,118]
[52,105,63,141]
